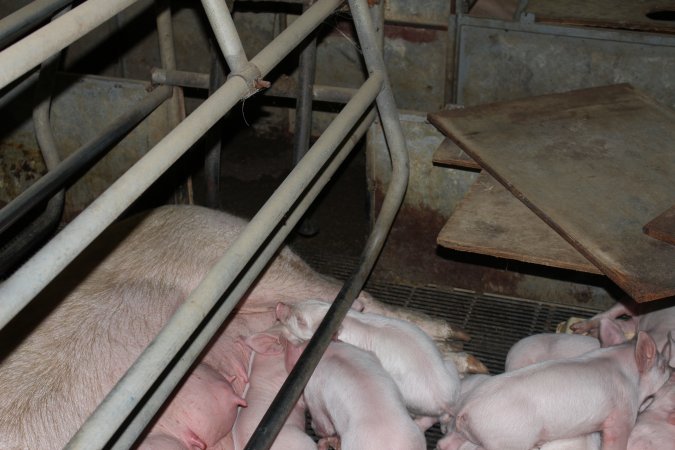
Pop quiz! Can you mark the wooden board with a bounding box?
[429,84,675,302]
[432,138,481,170]
[438,172,601,274]
[644,205,675,245]
[527,0,675,34]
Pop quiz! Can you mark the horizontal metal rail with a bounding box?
[0,0,142,91]
[152,68,358,103]
[0,0,343,331]
[0,0,73,48]
[0,85,173,236]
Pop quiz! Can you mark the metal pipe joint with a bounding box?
[227,61,270,96]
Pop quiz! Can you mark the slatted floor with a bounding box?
[300,253,602,449]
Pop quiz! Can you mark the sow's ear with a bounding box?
[275,302,291,321]
[635,331,657,374]
[351,298,365,312]
[245,332,285,355]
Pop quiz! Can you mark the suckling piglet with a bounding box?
[231,326,317,450]
[455,323,671,450]
[139,363,247,450]
[276,299,460,422]
[505,333,600,372]
[285,340,426,450]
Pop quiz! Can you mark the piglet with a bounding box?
[572,302,675,355]
[231,327,316,450]
[538,433,601,450]
[285,340,426,450]
[139,363,247,450]
[627,370,675,449]
[437,376,600,450]
[455,325,671,450]
[505,333,600,372]
[276,299,460,423]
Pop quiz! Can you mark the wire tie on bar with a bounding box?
[227,62,269,97]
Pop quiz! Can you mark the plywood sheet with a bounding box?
[644,205,675,246]
[527,0,675,34]
[429,84,675,302]
[438,172,601,274]
[432,138,481,170]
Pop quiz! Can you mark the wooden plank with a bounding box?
[432,138,482,170]
[644,205,675,246]
[527,0,675,34]
[428,84,675,302]
[438,172,601,274]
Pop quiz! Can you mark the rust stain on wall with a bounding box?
[384,25,440,43]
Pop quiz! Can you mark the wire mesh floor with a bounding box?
[300,252,603,449]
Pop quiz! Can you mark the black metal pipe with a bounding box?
[203,42,225,208]
[292,0,319,236]
[151,67,211,90]
[0,85,173,236]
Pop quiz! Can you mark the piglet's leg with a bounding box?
[601,413,632,450]
[318,436,340,450]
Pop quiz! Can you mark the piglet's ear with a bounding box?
[598,318,626,348]
[635,331,657,374]
[351,299,365,312]
[246,332,284,355]
[276,302,291,321]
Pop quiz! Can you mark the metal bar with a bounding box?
[0,0,141,91]
[150,68,357,104]
[244,0,410,447]
[0,0,73,49]
[155,0,191,204]
[110,106,376,450]
[65,71,382,449]
[0,3,69,276]
[151,67,211,89]
[201,0,249,73]
[0,0,344,332]
[0,85,173,237]
[204,41,226,208]
[252,0,343,76]
[0,70,38,111]
[293,0,319,236]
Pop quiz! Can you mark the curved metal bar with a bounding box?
[0,4,70,276]
[0,85,173,237]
